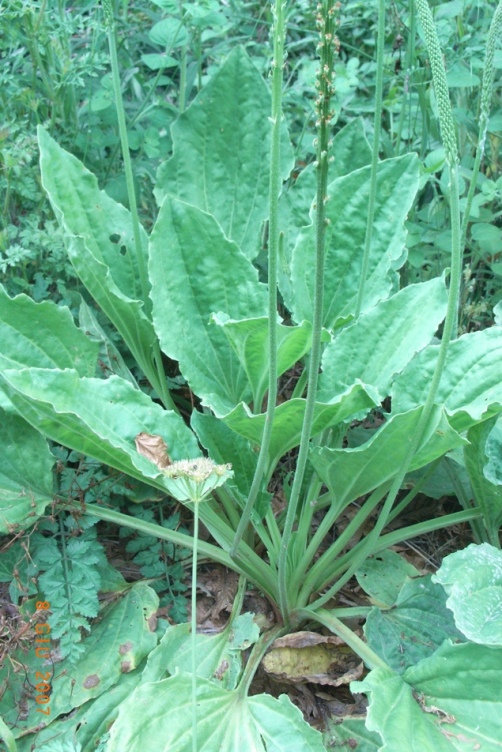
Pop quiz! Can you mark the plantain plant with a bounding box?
[1,0,502,750]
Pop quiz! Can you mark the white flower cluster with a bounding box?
[162,458,233,502]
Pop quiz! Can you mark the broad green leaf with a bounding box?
[356,550,420,608]
[79,298,138,386]
[0,583,158,736]
[352,666,456,752]
[288,154,420,328]
[403,640,502,749]
[329,117,373,179]
[485,416,502,486]
[213,314,313,408]
[149,197,268,415]
[310,406,467,511]
[404,454,472,500]
[464,418,502,540]
[191,411,271,516]
[391,326,502,431]
[38,127,157,373]
[432,543,502,646]
[223,384,378,472]
[471,223,501,254]
[107,674,326,751]
[363,575,463,674]
[0,286,97,376]
[155,46,294,260]
[0,369,199,488]
[149,17,189,48]
[144,614,259,691]
[318,277,448,401]
[278,118,372,297]
[447,65,480,88]
[0,411,54,533]
[142,52,178,70]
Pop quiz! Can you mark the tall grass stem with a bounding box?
[103,1,176,411]
[308,0,462,612]
[191,501,199,752]
[355,0,385,318]
[230,0,286,558]
[460,1,502,256]
[278,0,338,619]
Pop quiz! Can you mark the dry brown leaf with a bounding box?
[263,631,364,687]
[135,432,172,469]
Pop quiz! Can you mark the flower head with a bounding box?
[162,457,233,503]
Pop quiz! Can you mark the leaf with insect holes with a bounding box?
[0,582,159,736]
[353,641,502,751]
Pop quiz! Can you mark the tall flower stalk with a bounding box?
[355,0,386,318]
[102,0,175,411]
[305,0,462,613]
[161,458,233,752]
[230,0,286,558]
[278,0,339,621]
[460,2,502,260]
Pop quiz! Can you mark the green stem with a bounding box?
[23,12,55,104]
[355,0,385,317]
[292,426,343,574]
[237,624,287,697]
[85,503,277,601]
[310,507,481,603]
[374,507,482,553]
[86,502,231,563]
[304,0,463,616]
[294,475,323,556]
[291,366,308,399]
[230,0,286,558]
[105,13,150,315]
[299,608,390,670]
[177,0,188,112]
[386,458,442,523]
[0,716,17,752]
[58,513,74,621]
[321,606,372,619]
[191,501,199,752]
[213,486,240,530]
[443,458,484,543]
[252,513,277,562]
[103,2,175,411]
[394,0,416,156]
[296,485,389,605]
[277,0,338,621]
[179,47,187,113]
[459,1,502,261]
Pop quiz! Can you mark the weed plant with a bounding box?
[0,0,501,750]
